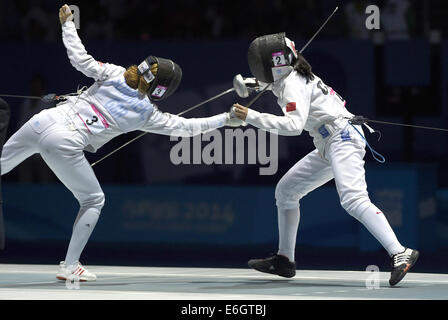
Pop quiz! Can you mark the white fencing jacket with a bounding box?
[58,21,227,153]
[245,71,355,156]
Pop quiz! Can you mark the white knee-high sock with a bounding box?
[64,207,100,268]
[277,207,300,262]
[355,203,405,256]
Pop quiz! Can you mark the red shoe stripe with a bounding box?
[403,263,411,273]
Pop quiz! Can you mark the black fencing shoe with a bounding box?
[389,248,419,286]
[248,254,296,278]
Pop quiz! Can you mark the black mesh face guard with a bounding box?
[248,32,294,83]
[138,56,183,101]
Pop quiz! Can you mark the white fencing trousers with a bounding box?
[1,109,104,267]
[275,124,405,260]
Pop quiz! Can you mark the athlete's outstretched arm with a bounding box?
[59,4,121,81]
[142,108,240,137]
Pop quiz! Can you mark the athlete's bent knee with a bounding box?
[340,196,371,219]
[275,179,301,210]
[79,192,105,211]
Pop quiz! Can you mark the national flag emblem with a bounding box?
[286,102,296,112]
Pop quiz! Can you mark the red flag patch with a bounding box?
[286,102,296,112]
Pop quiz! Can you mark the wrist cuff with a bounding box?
[207,113,227,129]
[62,20,75,28]
[245,108,260,124]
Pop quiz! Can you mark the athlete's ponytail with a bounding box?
[124,64,158,94]
[293,53,314,84]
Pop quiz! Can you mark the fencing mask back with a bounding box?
[248,32,298,83]
[137,56,183,101]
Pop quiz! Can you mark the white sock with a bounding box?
[277,207,300,262]
[356,204,405,256]
[64,208,100,268]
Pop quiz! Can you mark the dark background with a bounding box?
[0,0,447,273]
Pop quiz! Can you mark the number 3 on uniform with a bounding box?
[78,104,109,135]
[86,116,98,126]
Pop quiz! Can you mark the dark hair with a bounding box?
[293,53,314,83]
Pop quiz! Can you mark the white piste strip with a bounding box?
[1,264,448,284]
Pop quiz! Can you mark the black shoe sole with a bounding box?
[248,260,296,278]
[389,250,420,286]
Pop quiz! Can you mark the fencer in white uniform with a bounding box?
[232,33,419,286]
[0,5,242,281]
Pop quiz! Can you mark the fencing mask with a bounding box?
[247,32,298,84]
[137,56,183,101]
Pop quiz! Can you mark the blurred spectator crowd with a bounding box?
[0,0,446,186]
[0,0,440,42]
